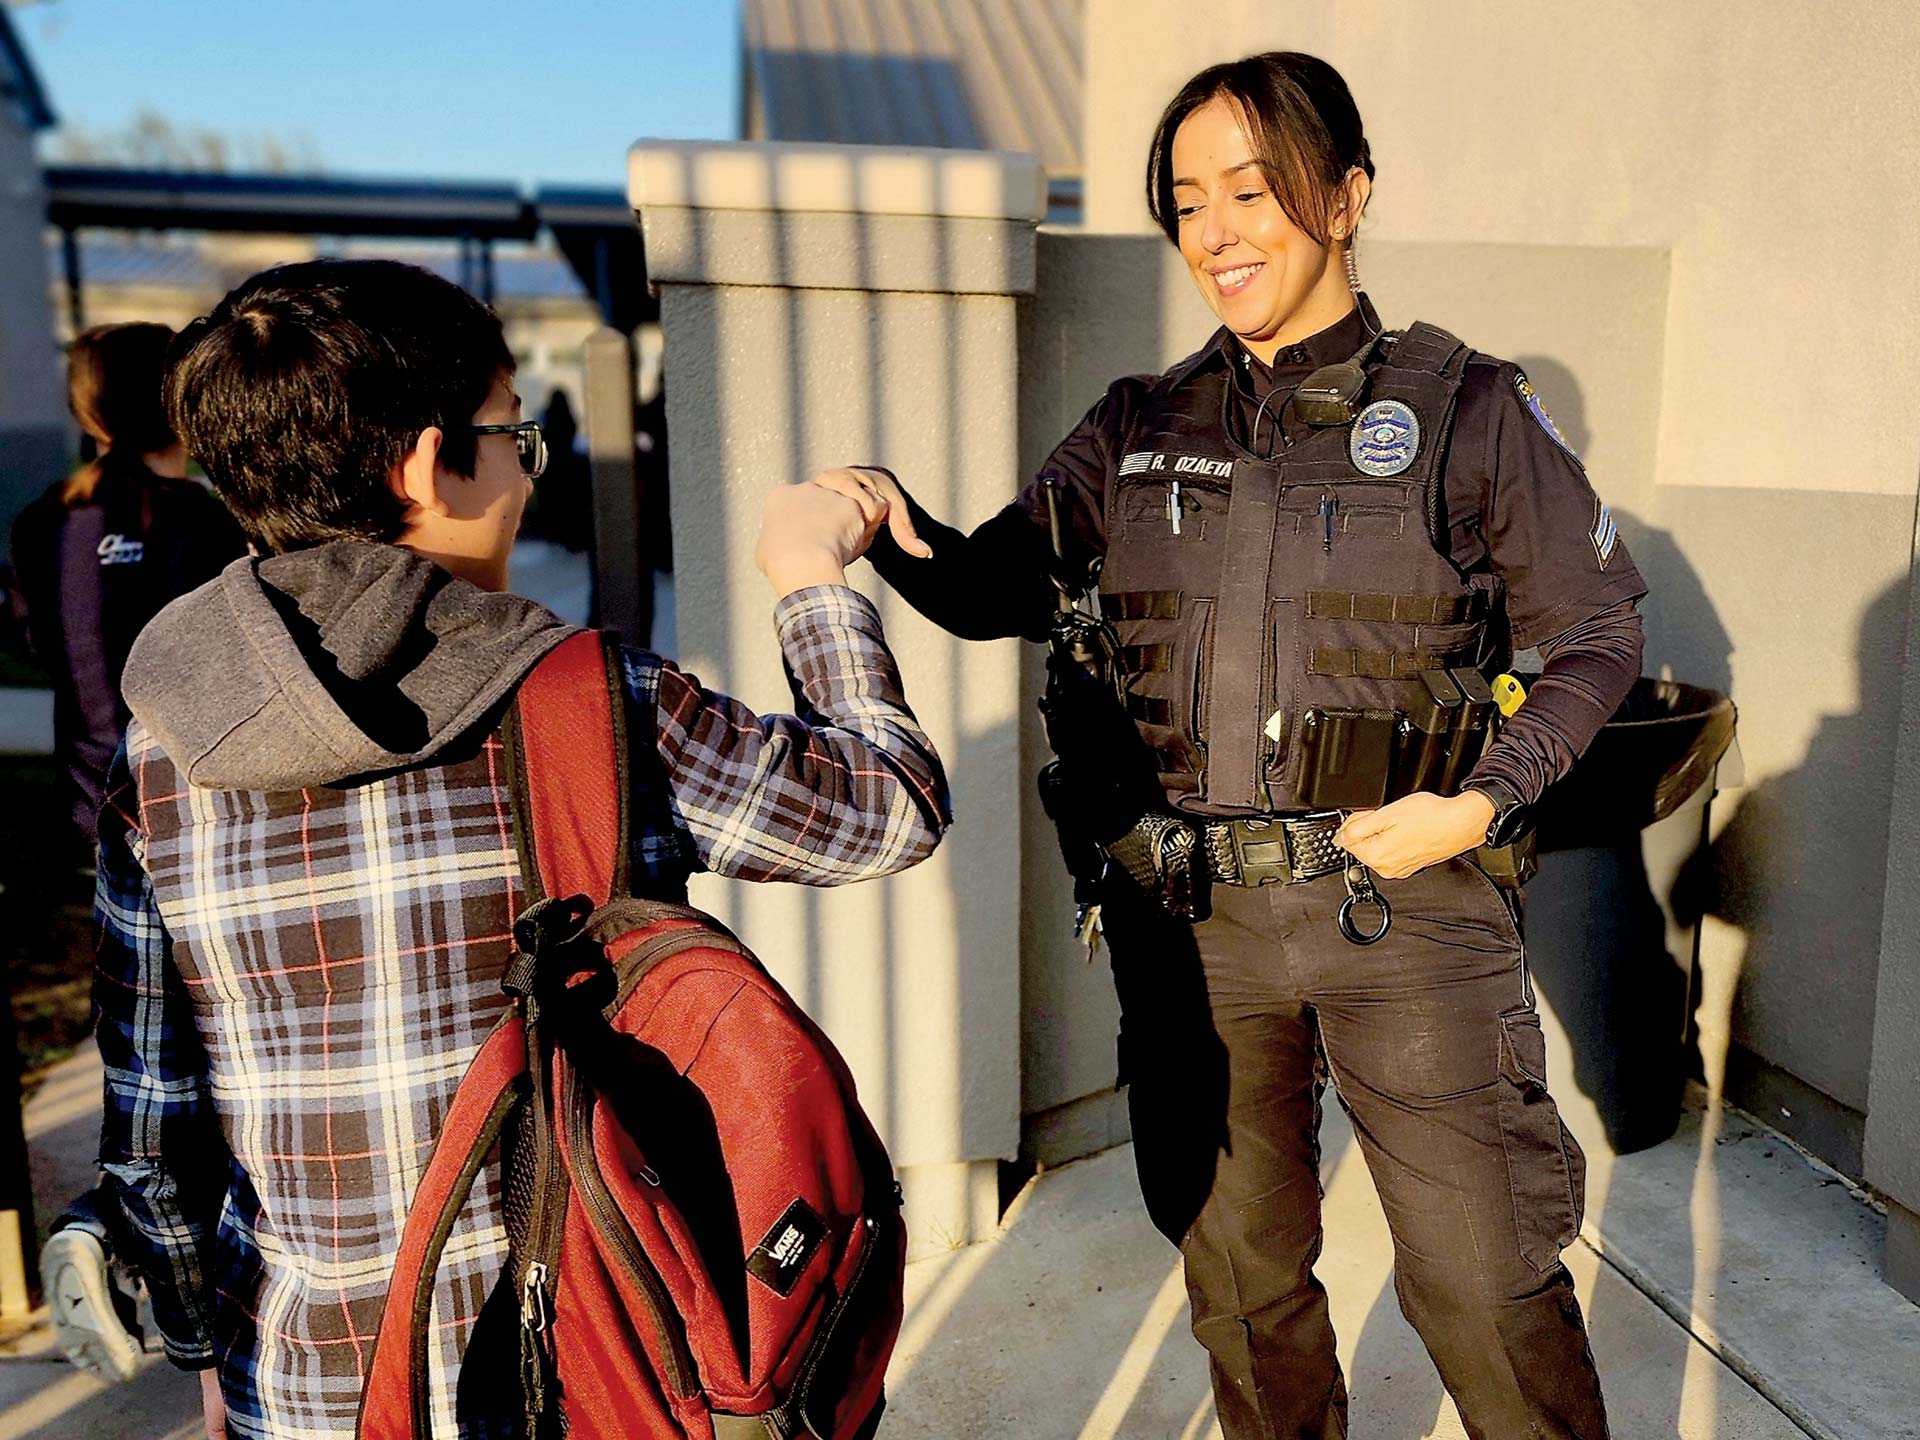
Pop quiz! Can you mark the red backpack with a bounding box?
[357,632,906,1440]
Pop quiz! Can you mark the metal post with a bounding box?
[479,240,496,306]
[593,234,614,326]
[582,326,650,644]
[60,227,83,337]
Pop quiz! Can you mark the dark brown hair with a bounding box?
[1146,52,1374,246]
[62,323,178,503]
[163,259,511,552]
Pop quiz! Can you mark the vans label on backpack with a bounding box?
[747,1198,829,1297]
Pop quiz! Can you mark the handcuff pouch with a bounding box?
[1103,812,1210,923]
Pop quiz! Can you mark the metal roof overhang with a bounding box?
[533,186,653,329]
[43,170,657,326]
[43,167,539,241]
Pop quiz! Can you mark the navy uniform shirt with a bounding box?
[869,299,1649,805]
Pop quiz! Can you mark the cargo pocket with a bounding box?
[1496,1009,1586,1272]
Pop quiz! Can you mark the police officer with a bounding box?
[816,52,1641,1440]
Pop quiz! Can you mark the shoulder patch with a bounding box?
[1514,371,1580,461]
[1589,498,1619,570]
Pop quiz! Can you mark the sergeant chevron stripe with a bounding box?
[1590,500,1618,568]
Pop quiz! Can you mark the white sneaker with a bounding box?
[40,1227,143,1383]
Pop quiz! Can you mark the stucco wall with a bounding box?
[1867,519,1920,1259]
[1075,0,1920,1162]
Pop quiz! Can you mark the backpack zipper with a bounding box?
[517,1023,569,1437]
[565,1062,700,1398]
[792,1215,881,1439]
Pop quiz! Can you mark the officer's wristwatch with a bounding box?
[1461,777,1530,849]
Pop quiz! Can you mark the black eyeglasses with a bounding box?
[469,420,548,480]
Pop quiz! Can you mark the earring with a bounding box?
[1344,243,1361,295]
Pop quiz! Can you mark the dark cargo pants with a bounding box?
[1106,858,1608,1440]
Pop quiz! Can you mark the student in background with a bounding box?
[10,322,248,857]
[15,324,249,1385]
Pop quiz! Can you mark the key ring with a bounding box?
[1337,860,1392,946]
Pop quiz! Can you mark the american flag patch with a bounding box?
[1118,451,1156,477]
[1590,500,1619,569]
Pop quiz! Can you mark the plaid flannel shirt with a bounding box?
[95,586,948,1439]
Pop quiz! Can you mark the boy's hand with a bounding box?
[805,467,932,559]
[1334,790,1495,880]
[756,474,885,598]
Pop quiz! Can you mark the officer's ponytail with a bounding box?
[1146,52,1373,248]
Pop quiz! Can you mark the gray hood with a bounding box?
[124,541,576,790]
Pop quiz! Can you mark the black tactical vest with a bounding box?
[1094,323,1498,818]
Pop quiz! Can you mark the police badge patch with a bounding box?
[1349,399,1420,477]
[1514,372,1579,461]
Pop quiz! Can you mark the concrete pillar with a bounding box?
[628,141,1043,1257]
[1864,499,1920,1303]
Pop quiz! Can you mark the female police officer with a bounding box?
[818,52,1641,1439]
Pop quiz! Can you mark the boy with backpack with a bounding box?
[93,258,949,1439]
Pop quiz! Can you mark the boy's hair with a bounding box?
[162,258,514,552]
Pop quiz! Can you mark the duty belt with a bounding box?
[1202,812,1347,887]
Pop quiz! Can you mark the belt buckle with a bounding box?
[1229,818,1296,887]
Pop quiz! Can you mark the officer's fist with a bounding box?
[805,467,932,559]
[1334,790,1496,879]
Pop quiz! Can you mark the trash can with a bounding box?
[1519,678,1739,1156]
[1531,679,1738,846]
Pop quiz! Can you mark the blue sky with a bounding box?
[16,0,741,188]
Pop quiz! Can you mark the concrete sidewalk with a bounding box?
[8,1044,1917,1439]
[885,1110,1812,1440]
[3,1044,204,1440]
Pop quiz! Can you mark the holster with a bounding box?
[1472,830,1538,889]
[1035,760,1108,907]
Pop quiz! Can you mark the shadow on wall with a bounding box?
[1511,353,1736,1158]
[1673,574,1909,1174]
[1521,350,1903,1179]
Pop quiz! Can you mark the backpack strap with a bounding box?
[501,630,632,908]
[356,1017,530,1440]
